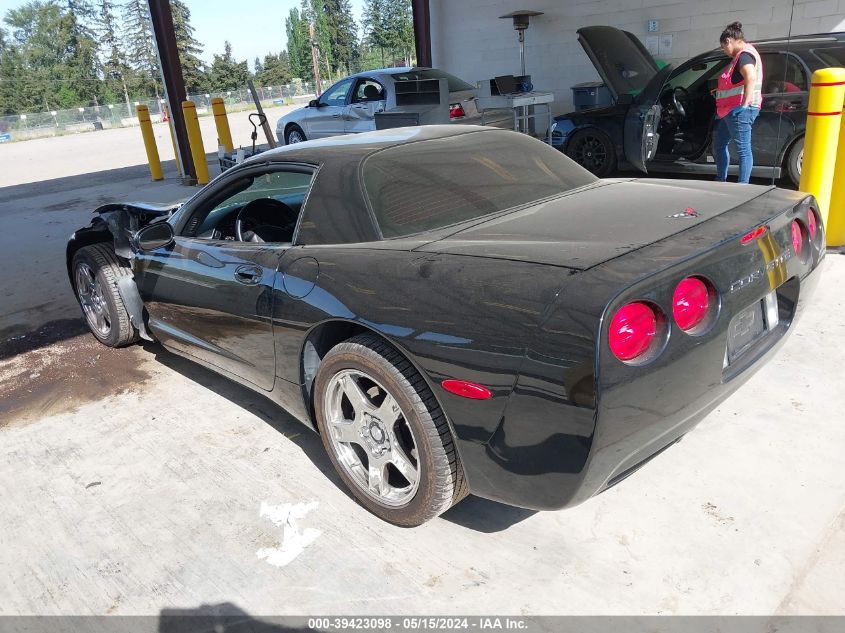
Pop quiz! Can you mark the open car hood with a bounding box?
[577,26,659,100]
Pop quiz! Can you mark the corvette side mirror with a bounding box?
[136,222,174,251]
[308,99,320,108]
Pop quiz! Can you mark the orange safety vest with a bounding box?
[715,43,763,119]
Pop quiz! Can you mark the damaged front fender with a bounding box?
[66,200,183,342]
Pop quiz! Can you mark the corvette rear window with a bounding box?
[362,131,597,238]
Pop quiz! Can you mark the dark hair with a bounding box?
[720,21,745,43]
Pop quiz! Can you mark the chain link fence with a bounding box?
[0,82,316,143]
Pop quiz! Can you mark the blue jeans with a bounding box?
[714,106,760,183]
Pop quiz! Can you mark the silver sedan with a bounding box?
[275,67,509,144]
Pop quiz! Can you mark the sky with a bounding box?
[0,0,367,71]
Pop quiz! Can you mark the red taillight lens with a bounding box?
[608,302,657,361]
[449,103,466,119]
[740,225,768,244]
[673,277,709,331]
[807,208,818,240]
[791,219,803,256]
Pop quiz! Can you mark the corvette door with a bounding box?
[133,165,316,390]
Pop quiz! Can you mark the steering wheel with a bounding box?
[235,198,299,243]
[671,86,689,118]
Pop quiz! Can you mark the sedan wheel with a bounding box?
[285,125,306,145]
[313,334,467,526]
[566,129,617,177]
[786,137,804,188]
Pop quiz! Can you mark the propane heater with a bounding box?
[499,10,544,77]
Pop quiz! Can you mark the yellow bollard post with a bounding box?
[798,68,845,226]
[181,100,210,185]
[163,105,183,177]
[826,86,845,247]
[136,105,163,182]
[211,97,234,153]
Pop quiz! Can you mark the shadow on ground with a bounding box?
[147,341,537,533]
[159,603,308,632]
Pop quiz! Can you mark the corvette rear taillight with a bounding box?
[449,103,466,119]
[807,208,818,241]
[740,225,768,244]
[673,277,710,332]
[791,219,804,256]
[608,302,657,362]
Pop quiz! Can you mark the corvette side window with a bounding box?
[183,168,315,243]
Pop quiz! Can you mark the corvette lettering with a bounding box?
[730,247,793,293]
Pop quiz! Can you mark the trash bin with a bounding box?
[571,81,612,110]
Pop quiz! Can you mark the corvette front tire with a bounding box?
[71,244,139,348]
[313,334,467,526]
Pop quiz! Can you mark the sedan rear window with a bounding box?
[363,131,598,238]
[390,69,475,93]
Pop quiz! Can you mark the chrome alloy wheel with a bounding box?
[75,262,111,336]
[323,369,420,506]
[287,129,304,144]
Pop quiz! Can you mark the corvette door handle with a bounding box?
[331,113,341,118]
[234,264,262,285]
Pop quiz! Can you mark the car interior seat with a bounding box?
[363,84,381,101]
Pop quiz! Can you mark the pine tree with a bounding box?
[254,56,263,75]
[285,8,311,81]
[363,0,413,67]
[95,0,131,110]
[257,52,292,87]
[169,0,206,93]
[301,0,334,82]
[121,0,161,98]
[207,41,249,91]
[362,0,388,67]
[324,0,357,75]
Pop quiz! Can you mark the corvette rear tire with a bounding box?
[566,128,617,178]
[313,334,467,526]
[72,244,139,348]
[285,124,306,145]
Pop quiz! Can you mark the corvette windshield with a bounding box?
[363,131,597,238]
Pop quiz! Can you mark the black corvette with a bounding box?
[67,125,824,526]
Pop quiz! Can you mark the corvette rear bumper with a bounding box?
[462,257,822,512]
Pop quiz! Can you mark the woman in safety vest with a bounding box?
[712,22,764,184]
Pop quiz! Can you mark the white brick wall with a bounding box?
[429,0,845,130]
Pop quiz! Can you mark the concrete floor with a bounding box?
[0,127,844,616]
